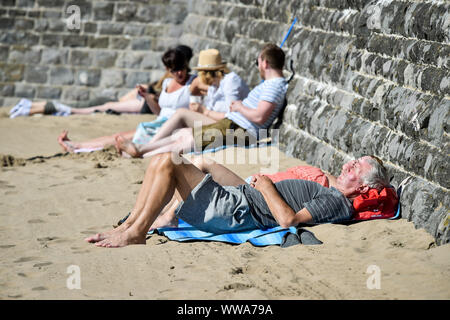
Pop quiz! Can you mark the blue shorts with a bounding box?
[174,174,258,234]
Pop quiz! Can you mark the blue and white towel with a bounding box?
[148,219,298,246]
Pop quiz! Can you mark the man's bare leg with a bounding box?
[190,155,246,186]
[92,152,206,248]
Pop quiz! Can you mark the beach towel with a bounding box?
[132,116,168,145]
[147,219,322,247]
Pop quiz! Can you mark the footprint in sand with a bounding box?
[33,262,53,268]
[0,245,15,249]
[14,257,39,263]
[32,286,48,291]
[48,212,61,217]
[222,283,253,291]
[28,219,45,224]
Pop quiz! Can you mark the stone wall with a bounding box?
[1,0,449,244]
[0,0,187,105]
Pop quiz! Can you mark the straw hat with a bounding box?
[193,49,227,71]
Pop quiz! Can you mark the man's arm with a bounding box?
[230,100,275,125]
[250,175,313,227]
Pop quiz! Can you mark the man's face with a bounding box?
[337,156,372,193]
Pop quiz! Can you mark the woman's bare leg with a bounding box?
[57,129,136,152]
[70,99,144,115]
[150,108,216,143]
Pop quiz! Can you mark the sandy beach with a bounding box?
[0,111,449,300]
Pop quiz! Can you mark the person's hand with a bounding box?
[250,174,275,193]
[230,100,244,113]
[136,84,147,98]
[190,77,209,96]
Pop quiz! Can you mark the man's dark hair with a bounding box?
[260,43,285,70]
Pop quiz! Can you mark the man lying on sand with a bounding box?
[85,153,390,248]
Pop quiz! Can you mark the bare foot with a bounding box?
[149,214,178,231]
[85,222,130,243]
[115,135,140,158]
[95,229,146,248]
[57,130,78,152]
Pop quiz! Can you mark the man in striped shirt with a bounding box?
[86,153,390,248]
[195,43,287,150]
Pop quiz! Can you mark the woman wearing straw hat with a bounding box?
[114,48,250,158]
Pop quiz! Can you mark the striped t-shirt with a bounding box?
[225,77,287,138]
[240,180,353,228]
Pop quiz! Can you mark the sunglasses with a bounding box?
[370,155,384,166]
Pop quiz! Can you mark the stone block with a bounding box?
[50,67,74,85]
[62,35,88,47]
[40,48,68,65]
[125,71,151,88]
[41,34,61,47]
[98,22,124,35]
[115,52,143,69]
[92,51,117,68]
[14,83,35,98]
[87,36,109,49]
[62,86,90,101]
[131,38,152,50]
[115,3,137,21]
[100,69,125,88]
[70,50,91,66]
[36,86,61,99]
[110,38,130,50]
[93,2,115,21]
[0,84,15,96]
[25,65,48,83]
[75,69,101,87]
[0,63,24,82]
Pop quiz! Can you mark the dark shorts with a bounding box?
[193,118,255,151]
[174,174,257,234]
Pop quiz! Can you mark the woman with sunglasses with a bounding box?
[57,47,196,152]
[114,48,250,157]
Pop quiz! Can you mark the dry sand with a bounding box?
[0,110,449,300]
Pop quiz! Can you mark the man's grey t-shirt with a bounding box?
[240,179,354,228]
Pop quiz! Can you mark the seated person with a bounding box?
[58,47,196,152]
[114,48,251,157]
[85,153,391,248]
[114,43,287,158]
[9,45,193,118]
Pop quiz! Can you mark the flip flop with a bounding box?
[115,212,131,227]
[280,227,322,248]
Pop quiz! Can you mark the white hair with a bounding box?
[361,156,390,190]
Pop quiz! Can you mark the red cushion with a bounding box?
[352,187,399,220]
